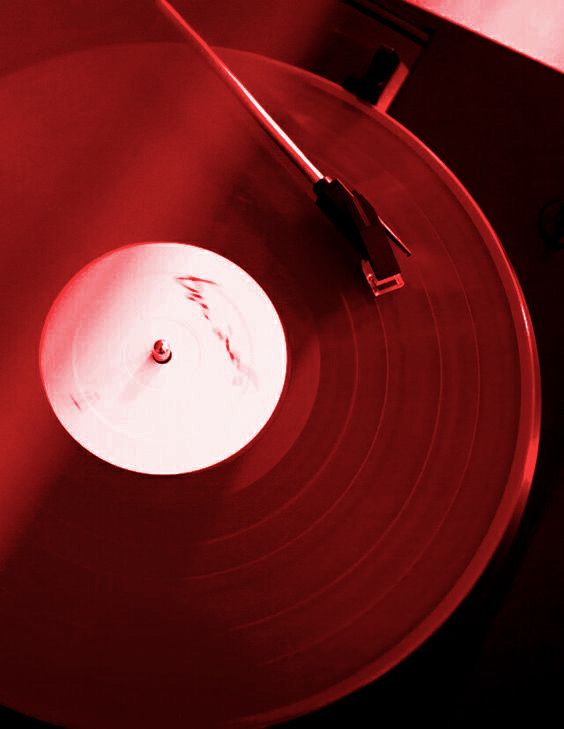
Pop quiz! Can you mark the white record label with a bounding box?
[39,243,288,474]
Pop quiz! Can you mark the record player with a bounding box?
[0,1,562,727]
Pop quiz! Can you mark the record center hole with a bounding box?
[152,338,172,364]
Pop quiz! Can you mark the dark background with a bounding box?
[1,1,562,726]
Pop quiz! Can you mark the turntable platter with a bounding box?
[0,42,539,728]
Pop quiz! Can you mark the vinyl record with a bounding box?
[0,41,539,728]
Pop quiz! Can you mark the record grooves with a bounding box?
[0,40,539,728]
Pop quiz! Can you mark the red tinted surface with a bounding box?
[0,41,538,728]
[38,242,288,474]
[405,0,564,72]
